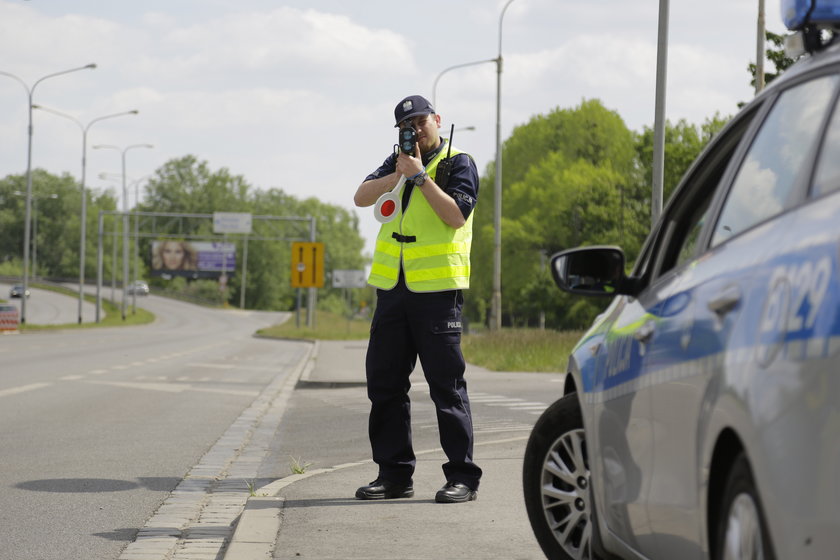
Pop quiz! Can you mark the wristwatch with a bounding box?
[413,172,428,186]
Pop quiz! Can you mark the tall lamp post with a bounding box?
[130,175,153,314]
[93,143,154,320]
[432,59,497,109]
[100,171,151,314]
[756,0,766,94]
[430,0,515,330]
[127,174,150,314]
[492,0,516,331]
[0,63,96,324]
[651,0,670,226]
[32,105,139,323]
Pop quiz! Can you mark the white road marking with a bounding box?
[0,382,52,398]
[192,387,260,397]
[87,380,188,393]
[188,363,236,369]
[85,380,260,397]
[188,363,280,372]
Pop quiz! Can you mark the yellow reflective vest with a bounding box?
[368,140,474,292]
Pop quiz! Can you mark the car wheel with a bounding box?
[715,453,776,560]
[524,393,601,560]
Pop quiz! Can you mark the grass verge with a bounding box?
[257,310,370,340]
[257,310,581,373]
[18,283,155,331]
[461,328,583,373]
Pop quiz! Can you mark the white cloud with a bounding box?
[0,0,788,257]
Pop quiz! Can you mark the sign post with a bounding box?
[291,241,324,327]
[212,213,252,306]
[291,242,324,289]
[332,269,367,331]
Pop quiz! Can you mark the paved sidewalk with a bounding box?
[223,340,547,560]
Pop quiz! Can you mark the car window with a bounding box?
[647,106,759,280]
[812,93,840,197]
[712,75,839,246]
[674,197,711,268]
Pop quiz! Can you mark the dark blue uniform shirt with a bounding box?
[363,140,479,219]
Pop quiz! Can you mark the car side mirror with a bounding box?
[550,246,632,297]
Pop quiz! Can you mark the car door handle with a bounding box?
[708,285,742,316]
[634,321,655,343]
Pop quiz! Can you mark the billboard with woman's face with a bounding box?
[151,241,236,279]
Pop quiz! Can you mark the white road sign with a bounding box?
[332,269,367,288]
[213,212,252,234]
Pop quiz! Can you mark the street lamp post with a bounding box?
[129,175,150,314]
[32,105,138,323]
[492,0,516,331]
[93,143,154,320]
[0,63,96,324]
[756,0,766,94]
[432,59,497,109]
[651,0,670,227]
[430,1,515,330]
[100,171,151,314]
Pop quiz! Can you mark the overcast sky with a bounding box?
[0,0,785,257]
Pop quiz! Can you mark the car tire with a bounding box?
[523,393,603,560]
[714,453,776,560]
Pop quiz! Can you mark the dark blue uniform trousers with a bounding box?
[365,278,482,490]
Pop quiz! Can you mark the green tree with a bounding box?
[748,31,798,89]
[634,114,730,205]
[141,155,367,311]
[0,169,117,279]
[468,99,728,329]
[471,99,639,327]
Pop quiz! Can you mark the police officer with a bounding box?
[353,95,482,503]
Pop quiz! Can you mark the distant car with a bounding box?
[9,285,30,298]
[127,281,150,296]
[523,4,840,560]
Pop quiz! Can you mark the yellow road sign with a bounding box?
[291,242,324,288]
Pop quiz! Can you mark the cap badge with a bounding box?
[402,100,413,112]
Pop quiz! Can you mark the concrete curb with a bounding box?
[297,339,319,383]
[222,342,319,560]
[222,435,531,560]
[223,497,285,559]
[118,339,315,560]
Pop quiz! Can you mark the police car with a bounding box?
[523,2,840,559]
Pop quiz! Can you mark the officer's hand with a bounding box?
[396,150,423,179]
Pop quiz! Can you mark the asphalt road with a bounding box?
[0,282,99,325]
[0,291,306,560]
[0,288,563,559]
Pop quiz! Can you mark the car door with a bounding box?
[584,144,738,556]
[583,164,714,555]
[596,100,766,560]
[586,280,659,554]
[724,74,840,560]
[643,72,840,560]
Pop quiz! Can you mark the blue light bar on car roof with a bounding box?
[783,0,840,30]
